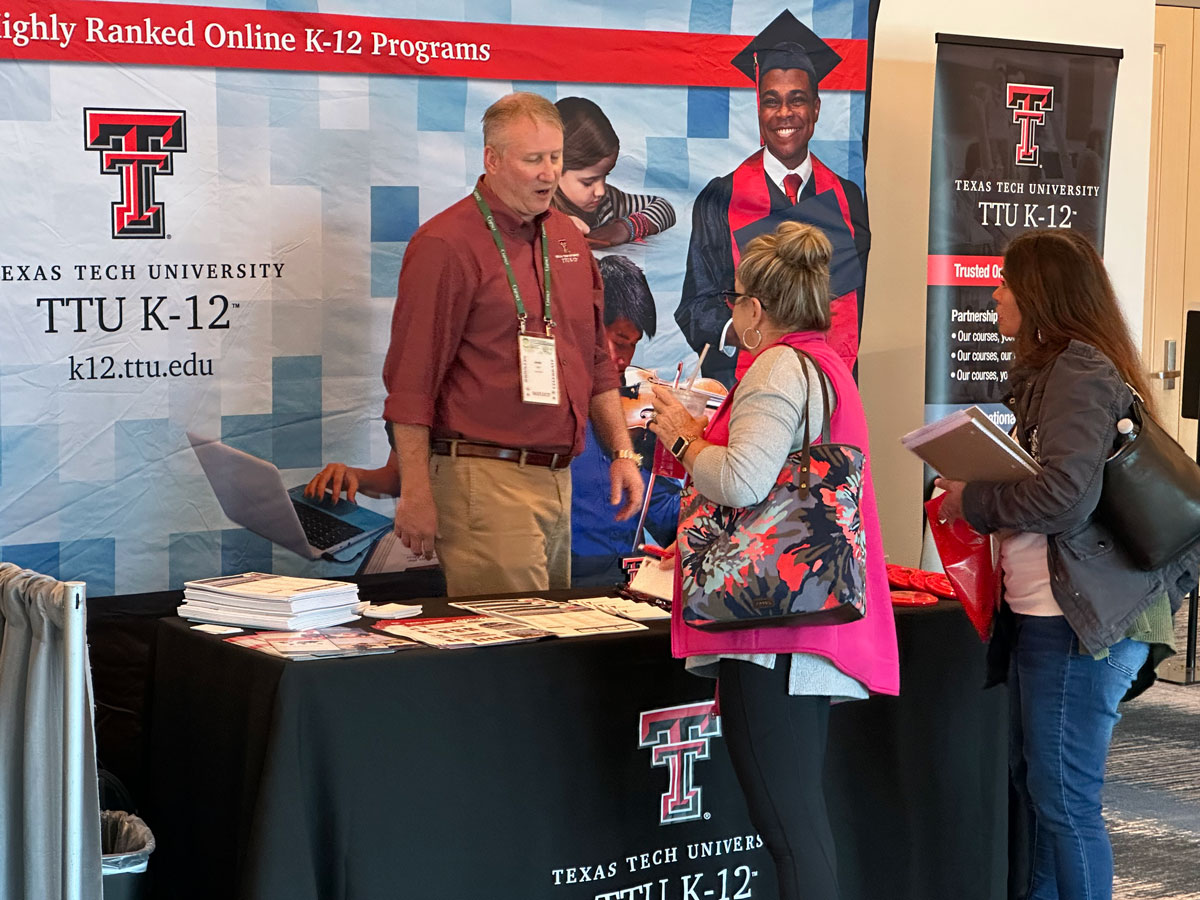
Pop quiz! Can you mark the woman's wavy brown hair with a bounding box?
[1002,229,1152,414]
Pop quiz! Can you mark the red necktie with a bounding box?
[783,173,802,205]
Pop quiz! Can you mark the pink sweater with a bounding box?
[670,331,900,695]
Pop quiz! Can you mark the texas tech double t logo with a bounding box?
[639,701,721,824]
[84,109,187,239]
[1006,84,1054,168]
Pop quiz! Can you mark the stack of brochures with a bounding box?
[225,626,416,660]
[178,573,363,630]
[901,406,1041,482]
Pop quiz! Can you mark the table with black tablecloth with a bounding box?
[145,593,1007,900]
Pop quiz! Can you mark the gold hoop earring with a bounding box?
[741,327,762,350]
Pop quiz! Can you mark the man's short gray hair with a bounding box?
[482,92,562,150]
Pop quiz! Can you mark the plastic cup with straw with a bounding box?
[631,347,711,552]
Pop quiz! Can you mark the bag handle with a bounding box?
[788,347,833,499]
[1121,382,1148,429]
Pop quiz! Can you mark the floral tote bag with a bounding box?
[677,349,867,630]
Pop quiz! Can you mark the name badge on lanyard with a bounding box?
[518,333,560,405]
[473,188,562,408]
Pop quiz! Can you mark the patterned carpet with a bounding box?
[1105,638,1200,900]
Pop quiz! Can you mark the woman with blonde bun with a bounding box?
[648,221,899,900]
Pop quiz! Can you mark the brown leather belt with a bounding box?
[430,440,573,470]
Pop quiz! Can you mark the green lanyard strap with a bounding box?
[473,188,553,334]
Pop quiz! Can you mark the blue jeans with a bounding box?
[1008,614,1149,900]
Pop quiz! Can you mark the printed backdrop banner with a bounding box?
[924,34,1120,430]
[0,0,875,609]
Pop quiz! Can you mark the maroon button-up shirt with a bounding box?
[382,178,618,456]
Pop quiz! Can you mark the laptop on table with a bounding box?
[187,432,392,560]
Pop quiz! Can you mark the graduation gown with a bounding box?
[676,149,871,385]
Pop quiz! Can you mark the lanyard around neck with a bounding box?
[473,188,553,334]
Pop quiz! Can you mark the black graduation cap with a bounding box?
[730,9,842,92]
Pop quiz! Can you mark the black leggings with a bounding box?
[717,658,839,900]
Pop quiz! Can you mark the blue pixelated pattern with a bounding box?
[687,87,730,139]
[417,79,468,132]
[371,186,421,242]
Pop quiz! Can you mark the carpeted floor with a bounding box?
[1106,650,1200,900]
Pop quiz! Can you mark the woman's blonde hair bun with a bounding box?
[774,220,833,268]
[736,221,834,333]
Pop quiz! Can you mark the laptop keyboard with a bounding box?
[292,501,365,550]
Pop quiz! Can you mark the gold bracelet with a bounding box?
[612,449,643,466]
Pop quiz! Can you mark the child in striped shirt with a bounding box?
[553,96,676,247]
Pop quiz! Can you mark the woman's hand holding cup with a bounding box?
[646,384,707,448]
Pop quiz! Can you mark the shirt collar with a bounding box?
[762,151,813,196]
[475,176,550,236]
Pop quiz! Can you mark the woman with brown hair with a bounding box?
[937,229,1197,900]
[553,96,675,246]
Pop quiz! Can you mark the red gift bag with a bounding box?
[925,494,1000,641]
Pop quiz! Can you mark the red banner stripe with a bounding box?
[0,0,867,89]
[927,255,1004,287]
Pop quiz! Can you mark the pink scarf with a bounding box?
[671,331,900,696]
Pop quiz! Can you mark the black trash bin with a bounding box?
[100,810,155,900]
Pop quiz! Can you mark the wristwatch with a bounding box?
[612,449,643,466]
[669,435,694,461]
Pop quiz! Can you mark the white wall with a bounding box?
[861,0,1156,564]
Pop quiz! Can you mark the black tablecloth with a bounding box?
[145,595,1006,900]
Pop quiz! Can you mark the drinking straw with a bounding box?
[684,344,710,390]
[671,362,683,389]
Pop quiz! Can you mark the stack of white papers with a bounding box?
[179,573,362,630]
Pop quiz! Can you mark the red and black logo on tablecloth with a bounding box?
[638,701,721,825]
[83,108,187,239]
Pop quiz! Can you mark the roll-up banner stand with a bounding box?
[924,34,1120,435]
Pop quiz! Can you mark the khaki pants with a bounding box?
[430,454,572,596]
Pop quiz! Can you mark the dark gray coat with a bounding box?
[963,341,1198,655]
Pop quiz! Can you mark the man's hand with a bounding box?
[609,458,644,521]
[305,463,362,504]
[394,489,438,559]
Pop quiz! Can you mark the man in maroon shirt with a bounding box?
[317,94,642,595]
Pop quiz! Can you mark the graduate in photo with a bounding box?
[676,10,871,386]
